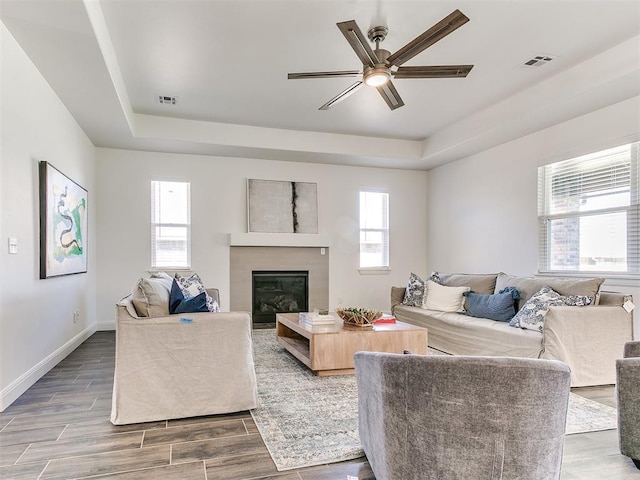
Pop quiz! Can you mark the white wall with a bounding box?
[95,149,428,328]
[0,23,97,410]
[427,96,640,337]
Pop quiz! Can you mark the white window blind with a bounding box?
[151,181,191,269]
[359,190,389,268]
[538,142,639,275]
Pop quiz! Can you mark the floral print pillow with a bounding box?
[509,286,593,333]
[402,272,441,307]
[174,272,220,312]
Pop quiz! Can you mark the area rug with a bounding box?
[250,330,618,471]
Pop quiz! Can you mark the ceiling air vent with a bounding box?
[521,54,556,68]
[158,95,177,105]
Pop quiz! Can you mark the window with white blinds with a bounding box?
[538,142,639,275]
[151,181,191,269]
[360,190,389,269]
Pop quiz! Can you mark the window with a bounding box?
[359,190,389,269]
[151,181,191,269]
[538,142,639,275]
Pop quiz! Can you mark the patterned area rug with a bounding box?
[250,330,618,471]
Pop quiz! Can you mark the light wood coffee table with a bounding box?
[276,312,428,376]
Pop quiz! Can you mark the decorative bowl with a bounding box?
[335,307,382,327]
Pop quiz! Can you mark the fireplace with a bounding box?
[252,270,309,324]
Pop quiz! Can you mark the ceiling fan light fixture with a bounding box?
[364,66,391,87]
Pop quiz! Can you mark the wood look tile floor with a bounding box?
[0,332,638,480]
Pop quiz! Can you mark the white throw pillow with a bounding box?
[422,280,470,312]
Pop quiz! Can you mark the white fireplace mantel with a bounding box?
[229,233,331,248]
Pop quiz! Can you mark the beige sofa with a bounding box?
[392,273,634,387]
[111,289,258,425]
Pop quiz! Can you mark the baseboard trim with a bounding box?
[0,325,97,411]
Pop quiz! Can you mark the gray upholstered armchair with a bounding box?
[354,352,571,480]
[617,341,640,469]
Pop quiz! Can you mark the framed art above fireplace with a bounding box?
[247,179,318,234]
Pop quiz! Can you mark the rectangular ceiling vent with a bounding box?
[521,54,556,68]
[158,95,177,105]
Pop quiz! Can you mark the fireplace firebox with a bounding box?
[252,270,309,324]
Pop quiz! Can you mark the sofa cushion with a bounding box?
[175,272,220,312]
[494,273,604,310]
[131,277,171,317]
[464,287,521,322]
[509,286,594,333]
[438,273,498,295]
[423,281,470,312]
[393,304,543,359]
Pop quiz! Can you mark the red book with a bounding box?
[374,316,396,325]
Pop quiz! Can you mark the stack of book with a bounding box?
[298,311,336,329]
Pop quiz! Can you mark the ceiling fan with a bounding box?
[288,9,474,111]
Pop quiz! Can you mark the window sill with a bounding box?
[148,267,192,273]
[536,271,640,286]
[358,267,391,275]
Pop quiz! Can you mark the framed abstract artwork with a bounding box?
[247,179,318,233]
[39,161,88,278]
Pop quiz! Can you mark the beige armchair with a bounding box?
[111,289,258,425]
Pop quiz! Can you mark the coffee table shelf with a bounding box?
[276,312,427,376]
[277,333,311,368]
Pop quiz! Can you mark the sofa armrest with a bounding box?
[624,341,640,358]
[599,291,631,306]
[617,357,640,461]
[541,305,633,386]
[206,288,220,306]
[391,286,406,312]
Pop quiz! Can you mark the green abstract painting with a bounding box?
[39,161,88,278]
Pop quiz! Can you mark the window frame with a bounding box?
[150,180,191,270]
[537,141,640,277]
[359,188,390,273]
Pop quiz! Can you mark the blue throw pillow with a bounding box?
[169,279,208,314]
[464,287,521,322]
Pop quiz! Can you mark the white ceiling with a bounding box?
[1,0,639,169]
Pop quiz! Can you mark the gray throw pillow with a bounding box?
[509,286,593,333]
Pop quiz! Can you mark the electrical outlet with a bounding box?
[73,310,79,324]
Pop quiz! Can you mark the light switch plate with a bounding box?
[8,237,18,254]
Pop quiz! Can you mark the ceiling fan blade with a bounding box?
[319,81,363,110]
[376,81,405,110]
[387,10,470,67]
[393,65,474,79]
[337,20,378,68]
[288,70,361,80]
